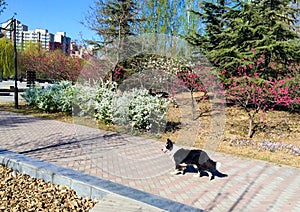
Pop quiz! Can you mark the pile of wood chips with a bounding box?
[0,164,98,211]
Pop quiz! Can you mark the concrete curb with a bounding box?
[0,148,204,212]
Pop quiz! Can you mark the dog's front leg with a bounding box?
[170,164,183,175]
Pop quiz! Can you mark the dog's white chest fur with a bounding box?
[166,145,180,163]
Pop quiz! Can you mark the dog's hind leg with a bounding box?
[194,164,205,177]
[206,160,221,180]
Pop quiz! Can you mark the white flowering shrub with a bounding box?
[72,82,98,117]
[94,80,117,123]
[23,79,171,132]
[21,87,42,107]
[72,79,117,124]
[113,88,171,132]
[59,84,76,112]
[22,81,73,113]
[119,55,190,77]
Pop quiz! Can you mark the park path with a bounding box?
[1,110,300,211]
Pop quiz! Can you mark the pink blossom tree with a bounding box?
[42,50,83,82]
[226,64,299,138]
[176,65,225,120]
[20,48,84,82]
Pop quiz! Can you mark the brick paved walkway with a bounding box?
[1,110,300,211]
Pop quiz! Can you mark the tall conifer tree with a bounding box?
[83,0,143,81]
[186,0,300,78]
[83,0,142,50]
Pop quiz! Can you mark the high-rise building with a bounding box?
[23,28,54,51]
[54,31,71,54]
[1,19,71,54]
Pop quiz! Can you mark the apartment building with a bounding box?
[1,19,71,54]
[22,28,54,50]
[54,31,71,54]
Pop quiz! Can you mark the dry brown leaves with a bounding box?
[0,164,97,211]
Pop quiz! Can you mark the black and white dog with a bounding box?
[162,139,221,180]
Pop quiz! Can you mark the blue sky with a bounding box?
[1,0,97,42]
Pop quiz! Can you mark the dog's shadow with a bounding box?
[183,165,228,179]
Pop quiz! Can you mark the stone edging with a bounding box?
[0,148,204,212]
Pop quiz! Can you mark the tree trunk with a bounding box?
[248,116,253,138]
[190,90,196,120]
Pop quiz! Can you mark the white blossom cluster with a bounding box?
[74,80,171,132]
[130,55,191,76]
[22,81,75,113]
[112,88,171,132]
[23,80,171,132]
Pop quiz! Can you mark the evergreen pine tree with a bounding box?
[186,0,300,78]
[83,0,142,51]
[82,0,143,81]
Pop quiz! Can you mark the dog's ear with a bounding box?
[167,138,172,143]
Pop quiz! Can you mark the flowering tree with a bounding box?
[43,50,83,82]
[20,47,84,82]
[175,65,226,120]
[226,67,300,138]
[19,42,45,79]
[77,55,112,83]
[175,66,205,119]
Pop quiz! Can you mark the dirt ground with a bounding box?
[160,92,300,167]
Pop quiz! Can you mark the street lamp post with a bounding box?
[0,18,18,109]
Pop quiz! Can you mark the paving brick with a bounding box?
[1,110,300,211]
